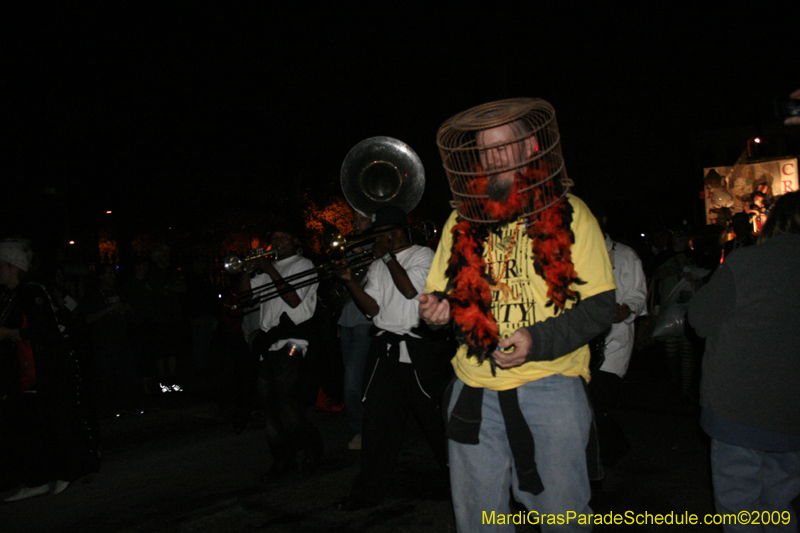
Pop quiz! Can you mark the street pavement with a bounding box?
[1,350,796,532]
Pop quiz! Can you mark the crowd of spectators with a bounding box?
[0,241,224,501]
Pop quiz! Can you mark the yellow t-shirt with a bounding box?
[424,194,615,390]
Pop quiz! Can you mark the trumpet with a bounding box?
[223,248,277,275]
[235,220,437,311]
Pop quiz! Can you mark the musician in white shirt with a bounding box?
[335,206,452,510]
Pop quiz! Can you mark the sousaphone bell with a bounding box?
[321,136,427,309]
[340,136,425,217]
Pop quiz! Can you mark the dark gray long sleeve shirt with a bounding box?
[524,289,616,363]
[688,233,800,435]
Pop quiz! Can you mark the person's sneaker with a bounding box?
[348,434,362,450]
[260,460,297,483]
[4,483,50,502]
[51,480,70,495]
[159,383,172,393]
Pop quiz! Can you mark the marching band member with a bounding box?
[337,209,373,450]
[335,206,453,510]
[240,221,323,480]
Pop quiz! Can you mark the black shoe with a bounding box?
[301,444,323,476]
[260,461,296,483]
[301,428,324,475]
[301,455,321,476]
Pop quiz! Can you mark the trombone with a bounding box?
[232,220,436,312]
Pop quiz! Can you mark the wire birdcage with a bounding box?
[436,97,572,223]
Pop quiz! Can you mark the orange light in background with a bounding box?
[754,138,761,143]
[69,240,75,245]
[106,210,113,214]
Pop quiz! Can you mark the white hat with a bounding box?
[0,239,33,272]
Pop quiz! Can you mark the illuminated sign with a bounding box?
[702,157,798,225]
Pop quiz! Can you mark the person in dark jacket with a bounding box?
[688,191,800,532]
[0,239,99,502]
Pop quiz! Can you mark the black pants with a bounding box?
[231,331,260,423]
[588,369,630,467]
[0,388,99,487]
[255,336,322,469]
[349,335,450,503]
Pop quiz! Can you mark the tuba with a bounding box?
[340,136,425,217]
[320,136,427,310]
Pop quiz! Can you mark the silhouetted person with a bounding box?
[722,211,756,261]
[689,192,800,531]
[148,244,187,392]
[0,239,99,502]
[337,208,373,450]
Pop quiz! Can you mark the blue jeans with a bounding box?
[447,375,593,532]
[711,439,800,533]
[341,325,372,436]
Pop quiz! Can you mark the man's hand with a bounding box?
[494,328,533,368]
[259,258,287,284]
[614,303,632,323]
[419,293,451,326]
[372,234,394,258]
[250,256,268,272]
[334,260,352,282]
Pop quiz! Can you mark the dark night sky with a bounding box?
[3,3,799,253]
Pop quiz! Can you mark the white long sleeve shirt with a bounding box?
[600,234,647,377]
[363,244,433,363]
[250,254,318,354]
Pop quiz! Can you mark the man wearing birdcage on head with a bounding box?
[420,98,617,532]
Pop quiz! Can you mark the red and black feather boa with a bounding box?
[445,165,584,368]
